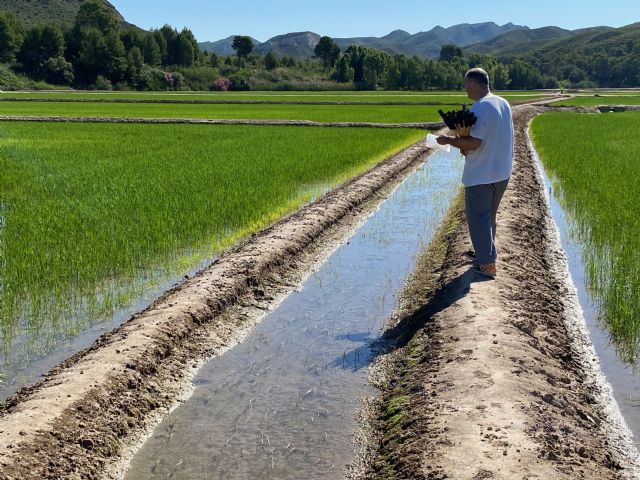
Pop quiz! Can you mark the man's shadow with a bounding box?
[330,265,484,370]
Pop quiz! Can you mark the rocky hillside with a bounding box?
[0,0,130,27]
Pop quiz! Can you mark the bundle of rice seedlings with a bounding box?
[438,106,477,137]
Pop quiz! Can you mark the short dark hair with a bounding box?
[465,68,489,87]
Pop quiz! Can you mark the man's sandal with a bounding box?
[474,263,496,279]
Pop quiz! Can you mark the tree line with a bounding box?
[0,3,636,91]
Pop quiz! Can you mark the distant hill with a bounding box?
[200,35,263,56]
[524,23,637,59]
[254,32,321,57]
[0,0,136,29]
[464,23,636,61]
[464,26,574,56]
[199,22,527,58]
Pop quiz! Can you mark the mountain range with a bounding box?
[3,1,636,68]
[199,22,528,59]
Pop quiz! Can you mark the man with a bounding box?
[437,68,514,279]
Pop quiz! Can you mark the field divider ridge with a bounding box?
[0,115,444,129]
[0,97,467,106]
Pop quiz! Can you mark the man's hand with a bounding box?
[436,135,482,154]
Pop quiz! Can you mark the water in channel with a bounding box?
[125,148,465,479]
[535,148,640,448]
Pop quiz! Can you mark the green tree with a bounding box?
[43,56,74,85]
[76,0,119,33]
[406,56,425,89]
[76,28,109,83]
[493,64,510,89]
[361,50,389,90]
[345,45,366,83]
[159,25,178,64]
[509,59,541,89]
[209,52,220,68]
[75,27,126,84]
[174,28,199,66]
[314,36,340,70]
[127,46,144,83]
[264,51,279,70]
[19,24,65,77]
[120,29,140,52]
[142,34,161,65]
[439,44,463,62]
[103,30,126,81]
[0,12,24,63]
[232,36,254,60]
[153,29,168,65]
[335,54,354,83]
[281,55,297,67]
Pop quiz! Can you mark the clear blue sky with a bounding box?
[109,0,638,43]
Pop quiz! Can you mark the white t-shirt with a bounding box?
[462,93,514,187]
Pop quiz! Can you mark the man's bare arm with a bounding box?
[436,135,483,152]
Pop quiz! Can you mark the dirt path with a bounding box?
[355,105,640,479]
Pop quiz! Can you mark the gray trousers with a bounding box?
[464,179,509,265]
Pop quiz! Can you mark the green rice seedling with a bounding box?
[0,122,424,365]
[531,112,640,364]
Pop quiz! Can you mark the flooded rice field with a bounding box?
[536,148,640,447]
[125,149,464,479]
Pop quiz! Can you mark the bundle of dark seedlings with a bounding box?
[438,106,477,137]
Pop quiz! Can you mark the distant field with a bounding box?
[531,112,640,363]
[554,95,640,107]
[0,122,424,354]
[0,90,549,104]
[0,101,448,123]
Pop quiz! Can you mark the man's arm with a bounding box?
[436,135,482,152]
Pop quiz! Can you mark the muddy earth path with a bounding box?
[356,105,640,479]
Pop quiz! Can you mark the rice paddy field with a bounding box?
[530,112,640,363]
[555,93,640,107]
[0,120,424,371]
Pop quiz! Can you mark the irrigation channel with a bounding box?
[123,148,464,478]
[533,142,640,448]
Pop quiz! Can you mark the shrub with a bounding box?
[211,78,232,91]
[93,75,113,90]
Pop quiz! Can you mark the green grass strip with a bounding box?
[531,112,640,364]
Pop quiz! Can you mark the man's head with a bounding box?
[464,68,490,101]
